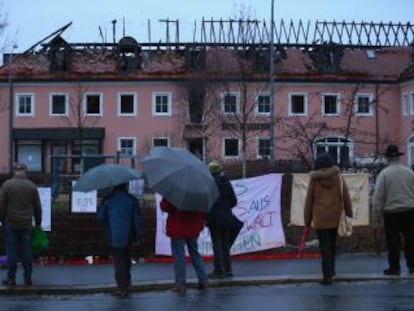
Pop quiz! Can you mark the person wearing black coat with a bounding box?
[207,161,238,278]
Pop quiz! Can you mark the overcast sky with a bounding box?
[5,0,414,51]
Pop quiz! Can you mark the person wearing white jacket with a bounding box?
[373,144,414,276]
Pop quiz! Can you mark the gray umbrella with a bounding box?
[140,146,219,212]
[72,163,142,192]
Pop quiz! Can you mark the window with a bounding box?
[222,92,239,114]
[72,139,100,173]
[355,94,373,116]
[118,92,137,116]
[152,137,169,147]
[256,94,270,114]
[407,136,414,167]
[84,93,102,116]
[322,94,339,116]
[152,92,171,116]
[402,94,409,116]
[118,137,136,155]
[50,93,68,116]
[224,138,239,157]
[16,140,42,172]
[410,93,414,115]
[314,137,353,168]
[289,93,307,116]
[258,138,271,158]
[16,93,34,116]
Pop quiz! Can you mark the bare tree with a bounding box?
[62,83,101,174]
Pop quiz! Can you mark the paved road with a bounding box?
[1,280,413,311]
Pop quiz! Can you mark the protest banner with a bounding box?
[290,173,369,226]
[155,173,285,256]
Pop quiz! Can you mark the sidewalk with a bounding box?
[0,253,413,295]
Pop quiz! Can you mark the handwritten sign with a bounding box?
[155,173,285,256]
[37,187,51,231]
[71,182,97,213]
[290,173,369,226]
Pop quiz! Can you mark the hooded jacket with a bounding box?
[303,166,353,229]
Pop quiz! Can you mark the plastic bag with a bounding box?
[32,227,50,254]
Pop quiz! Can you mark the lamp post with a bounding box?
[269,0,275,170]
[8,44,18,174]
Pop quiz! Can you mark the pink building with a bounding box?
[0,20,414,176]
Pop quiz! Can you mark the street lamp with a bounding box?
[8,44,18,174]
[269,0,275,170]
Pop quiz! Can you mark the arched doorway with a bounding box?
[314,136,354,168]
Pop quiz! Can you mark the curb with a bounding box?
[0,273,413,296]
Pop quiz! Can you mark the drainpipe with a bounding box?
[8,45,18,174]
[269,0,275,170]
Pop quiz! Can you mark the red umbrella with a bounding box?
[296,227,311,259]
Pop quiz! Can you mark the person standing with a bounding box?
[160,197,208,293]
[303,153,353,285]
[0,162,42,286]
[97,183,144,297]
[372,144,414,275]
[207,160,238,279]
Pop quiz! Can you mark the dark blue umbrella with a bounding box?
[72,163,142,192]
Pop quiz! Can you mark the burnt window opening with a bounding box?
[254,48,270,72]
[310,42,344,73]
[188,87,205,124]
[48,36,71,72]
[185,48,206,72]
[117,36,142,73]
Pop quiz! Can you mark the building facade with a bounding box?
[0,20,414,176]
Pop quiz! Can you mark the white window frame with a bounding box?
[407,136,414,167]
[223,137,240,158]
[152,92,172,116]
[255,93,271,115]
[322,93,340,116]
[221,92,240,115]
[402,93,409,116]
[410,92,414,115]
[83,92,103,116]
[355,93,373,116]
[15,93,35,117]
[49,93,68,116]
[152,137,169,147]
[288,93,307,116]
[257,137,271,159]
[117,137,136,156]
[117,92,137,116]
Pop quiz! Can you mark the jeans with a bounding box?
[111,246,131,290]
[209,226,232,273]
[383,210,414,270]
[316,228,337,279]
[3,223,33,281]
[170,238,208,287]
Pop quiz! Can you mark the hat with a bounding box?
[13,162,27,171]
[384,144,404,157]
[315,153,334,170]
[208,160,223,174]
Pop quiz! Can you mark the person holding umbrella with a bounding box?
[97,183,144,298]
[160,197,208,293]
[206,160,239,279]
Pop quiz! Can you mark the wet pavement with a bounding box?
[0,252,413,295]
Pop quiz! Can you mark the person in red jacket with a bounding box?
[160,197,208,293]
